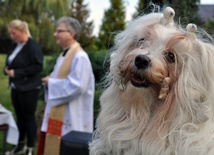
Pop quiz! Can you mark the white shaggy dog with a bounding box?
[90,7,214,155]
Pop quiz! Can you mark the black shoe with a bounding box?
[5,145,27,155]
[25,147,34,155]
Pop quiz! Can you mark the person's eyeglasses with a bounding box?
[55,29,70,33]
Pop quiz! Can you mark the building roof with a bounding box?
[198,4,214,21]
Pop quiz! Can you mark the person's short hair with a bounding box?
[56,16,82,41]
[8,19,32,38]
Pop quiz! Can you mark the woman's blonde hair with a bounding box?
[8,19,32,38]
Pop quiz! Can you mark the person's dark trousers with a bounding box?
[11,88,40,148]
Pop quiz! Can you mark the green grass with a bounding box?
[0,54,13,152]
[0,54,12,111]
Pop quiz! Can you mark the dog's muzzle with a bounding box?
[130,55,151,88]
[134,55,151,69]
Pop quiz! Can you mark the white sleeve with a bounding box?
[47,52,92,106]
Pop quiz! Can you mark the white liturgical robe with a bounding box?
[41,49,95,136]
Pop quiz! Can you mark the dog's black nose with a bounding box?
[134,55,151,69]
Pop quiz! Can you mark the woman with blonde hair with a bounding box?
[4,19,43,155]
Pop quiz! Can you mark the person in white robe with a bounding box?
[37,16,95,155]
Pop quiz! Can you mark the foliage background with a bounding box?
[0,0,213,152]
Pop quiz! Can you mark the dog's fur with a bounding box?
[90,7,214,155]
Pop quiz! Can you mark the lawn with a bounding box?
[0,54,13,153]
[0,54,12,111]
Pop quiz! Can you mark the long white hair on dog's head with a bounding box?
[90,7,214,155]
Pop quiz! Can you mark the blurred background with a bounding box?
[0,0,213,152]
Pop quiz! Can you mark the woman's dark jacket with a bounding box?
[4,38,43,92]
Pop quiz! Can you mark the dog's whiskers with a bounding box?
[113,60,134,90]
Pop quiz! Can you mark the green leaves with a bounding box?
[98,0,126,49]
[69,0,96,51]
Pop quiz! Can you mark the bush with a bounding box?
[204,19,214,35]
[88,50,108,83]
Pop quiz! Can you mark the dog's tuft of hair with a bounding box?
[89,6,214,155]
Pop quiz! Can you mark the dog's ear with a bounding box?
[174,26,214,124]
[176,67,210,124]
[189,90,209,124]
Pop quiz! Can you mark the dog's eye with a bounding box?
[166,52,175,63]
[137,38,146,47]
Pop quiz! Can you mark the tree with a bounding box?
[132,0,148,18]
[168,0,200,24]
[133,0,200,26]
[69,0,96,51]
[98,0,126,49]
[132,0,165,19]
[0,0,69,54]
[180,0,200,24]
[203,19,214,36]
